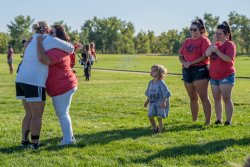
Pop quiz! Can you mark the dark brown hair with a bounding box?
[217,21,232,41]
[84,44,90,51]
[32,21,50,34]
[191,18,207,36]
[52,24,70,42]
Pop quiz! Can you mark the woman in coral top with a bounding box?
[179,18,212,125]
[206,21,236,126]
[37,24,78,145]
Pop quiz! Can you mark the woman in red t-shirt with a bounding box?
[179,18,212,125]
[206,21,236,126]
[37,24,78,145]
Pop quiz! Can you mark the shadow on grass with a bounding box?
[43,124,209,151]
[133,137,250,164]
[0,124,220,153]
[0,127,151,153]
[44,127,152,151]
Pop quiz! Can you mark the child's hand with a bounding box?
[144,101,148,108]
[160,101,166,109]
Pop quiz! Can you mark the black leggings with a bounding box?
[84,61,91,80]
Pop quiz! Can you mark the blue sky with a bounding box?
[0,0,249,35]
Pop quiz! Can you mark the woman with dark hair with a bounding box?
[179,18,212,125]
[37,24,78,145]
[16,21,74,149]
[81,44,92,81]
[206,21,236,125]
[7,45,14,74]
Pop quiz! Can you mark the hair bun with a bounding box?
[32,23,40,31]
[197,18,204,26]
[222,21,229,27]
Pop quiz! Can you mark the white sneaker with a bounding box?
[59,137,76,146]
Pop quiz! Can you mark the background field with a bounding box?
[0,54,250,167]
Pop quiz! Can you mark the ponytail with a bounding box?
[217,21,232,41]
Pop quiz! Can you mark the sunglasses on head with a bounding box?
[189,28,198,32]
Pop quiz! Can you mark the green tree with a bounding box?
[228,11,250,54]
[158,30,180,54]
[81,17,135,54]
[116,21,135,54]
[0,33,10,53]
[148,31,161,53]
[134,31,150,54]
[203,13,220,40]
[7,15,34,53]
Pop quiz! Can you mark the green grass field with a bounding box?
[92,54,250,78]
[0,54,250,167]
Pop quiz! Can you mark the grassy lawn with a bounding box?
[0,54,249,166]
[90,54,250,78]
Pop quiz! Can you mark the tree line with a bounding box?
[0,11,250,55]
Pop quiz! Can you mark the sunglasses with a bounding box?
[189,28,198,32]
[216,32,223,36]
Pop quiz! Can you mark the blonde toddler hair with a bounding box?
[151,64,167,79]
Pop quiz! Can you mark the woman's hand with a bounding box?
[183,61,192,68]
[210,45,219,53]
[144,101,149,108]
[37,35,46,43]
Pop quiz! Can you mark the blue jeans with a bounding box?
[210,73,235,86]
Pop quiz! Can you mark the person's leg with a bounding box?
[88,63,92,77]
[184,82,199,122]
[52,89,75,144]
[157,118,163,132]
[220,84,234,124]
[8,63,13,74]
[193,79,212,125]
[84,66,89,81]
[21,100,32,142]
[211,85,223,122]
[29,101,45,144]
[149,117,157,131]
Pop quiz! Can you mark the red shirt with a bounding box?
[46,48,78,97]
[7,48,13,59]
[91,48,96,58]
[179,36,210,66]
[69,52,76,68]
[209,40,236,80]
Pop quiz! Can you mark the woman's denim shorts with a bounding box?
[210,73,235,86]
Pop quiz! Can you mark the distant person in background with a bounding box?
[37,24,77,145]
[16,21,74,149]
[70,43,83,73]
[206,21,236,126]
[244,156,250,167]
[179,18,212,126]
[81,44,92,81]
[90,42,97,63]
[7,45,14,74]
[144,65,171,133]
[20,39,27,58]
